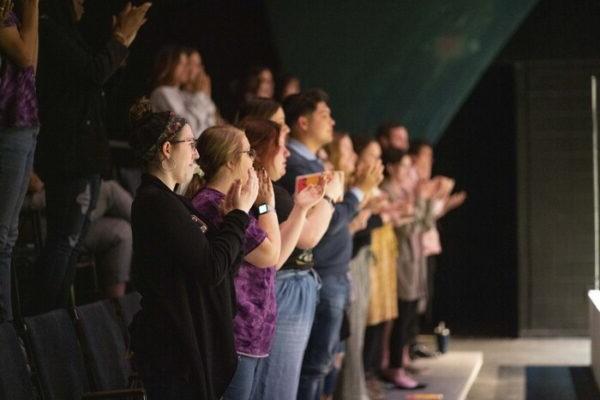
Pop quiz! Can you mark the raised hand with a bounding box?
[235,168,259,213]
[349,209,372,234]
[324,171,343,202]
[112,2,151,47]
[294,180,325,210]
[255,168,275,207]
[354,159,384,194]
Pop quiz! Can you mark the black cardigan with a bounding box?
[130,174,249,399]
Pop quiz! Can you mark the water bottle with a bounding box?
[434,321,450,354]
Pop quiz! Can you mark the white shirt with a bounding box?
[150,86,217,138]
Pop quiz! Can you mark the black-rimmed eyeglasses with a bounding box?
[170,138,198,150]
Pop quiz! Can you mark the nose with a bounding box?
[331,118,336,127]
[193,147,199,160]
[284,147,291,159]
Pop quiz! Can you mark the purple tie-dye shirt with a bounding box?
[0,12,39,129]
[192,187,277,357]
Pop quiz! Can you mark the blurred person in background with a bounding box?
[276,73,301,102]
[150,45,217,138]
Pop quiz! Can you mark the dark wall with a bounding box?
[515,60,598,336]
[433,65,518,337]
[433,0,600,336]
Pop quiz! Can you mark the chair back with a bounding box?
[25,309,90,400]
[0,322,35,400]
[75,301,131,390]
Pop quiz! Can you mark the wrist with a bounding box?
[113,30,127,45]
[322,195,335,209]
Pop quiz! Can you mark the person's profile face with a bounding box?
[338,135,357,175]
[173,53,189,86]
[187,52,202,83]
[170,125,199,185]
[307,101,335,146]
[257,69,274,98]
[389,127,409,151]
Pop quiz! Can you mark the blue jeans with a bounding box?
[0,127,38,322]
[35,175,101,312]
[223,355,263,400]
[297,273,350,400]
[252,269,320,400]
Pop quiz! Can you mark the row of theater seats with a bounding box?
[0,292,144,400]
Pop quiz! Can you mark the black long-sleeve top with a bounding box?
[36,0,129,179]
[129,174,250,400]
[352,215,384,258]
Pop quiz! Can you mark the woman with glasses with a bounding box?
[128,100,259,400]
[188,124,281,400]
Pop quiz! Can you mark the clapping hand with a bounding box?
[255,168,275,207]
[112,2,152,47]
[294,177,326,211]
[223,169,259,214]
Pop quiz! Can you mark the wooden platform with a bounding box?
[386,351,483,400]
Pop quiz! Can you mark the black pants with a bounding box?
[363,322,385,375]
[35,175,100,312]
[144,378,201,400]
[389,299,419,368]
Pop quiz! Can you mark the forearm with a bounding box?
[276,206,308,269]
[32,24,38,72]
[298,199,334,248]
[245,212,281,268]
[20,2,38,66]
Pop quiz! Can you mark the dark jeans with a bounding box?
[297,273,349,400]
[389,299,419,368]
[144,378,200,400]
[35,175,100,312]
[0,127,38,321]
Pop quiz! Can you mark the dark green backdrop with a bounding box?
[266,0,538,141]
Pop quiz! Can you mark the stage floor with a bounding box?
[387,337,590,400]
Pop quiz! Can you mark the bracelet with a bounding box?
[323,195,335,208]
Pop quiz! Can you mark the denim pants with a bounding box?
[297,272,350,400]
[223,355,263,400]
[251,269,320,400]
[0,127,38,321]
[35,175,100,312]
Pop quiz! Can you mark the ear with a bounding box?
[225,159,236,172]
[161,141,172,160]
[297,115,309,132]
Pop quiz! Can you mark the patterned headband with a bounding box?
[140,112,188,162]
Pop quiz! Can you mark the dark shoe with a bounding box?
[410,343,437,359]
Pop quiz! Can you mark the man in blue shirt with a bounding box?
[279,89,381,399]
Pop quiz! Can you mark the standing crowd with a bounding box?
[0,1,466,399]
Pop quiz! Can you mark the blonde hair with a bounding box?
[185,125,245,198]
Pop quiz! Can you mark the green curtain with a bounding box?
[266,0,538,141]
